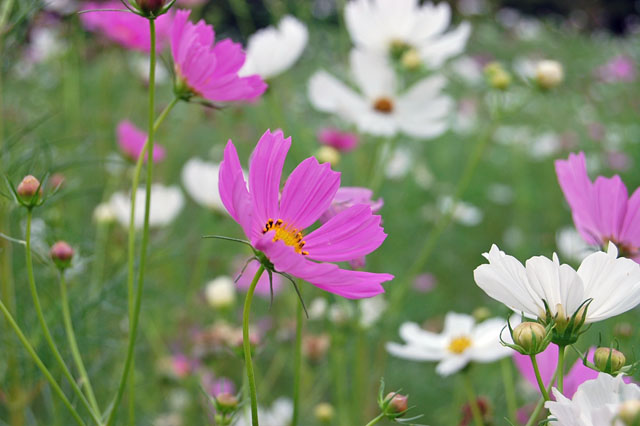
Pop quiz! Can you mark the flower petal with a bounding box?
[418,22,471,68]
[308,70,369,120]
[525,254,584,316]
[279,157,340,230]
[249,130,291,228]
[619,187,640,246]
[350,48,396,99]
[304,204,387,262]
[435,355,469,376]
[386,342,446,362]
[219,141,253,238]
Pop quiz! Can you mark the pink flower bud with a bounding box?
[385,392,408,414]
[17,175,42,202]
[50,241,74,269]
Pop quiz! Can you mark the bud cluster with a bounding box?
[540,299,591,346]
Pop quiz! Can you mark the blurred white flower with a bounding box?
[181,158,226,212]
[205,276,236,308]
[486,183,513,205]
[450,56,483,85]
[308,297,328,320]
[94,202,116,224]
[43,0,77,14]
[240,16,308,80]
[328,302,354,325]
[129,54,169,85]
[359,295,387,328]
[556,227,594,264]
[545,373,640,426]
[234,398,293,426]
[529,132,560,160]
[309,49,452,138]
[474,243,640,323]
[385,146,412,179]
[109,184,184,229]
[387,312,512,376]
[438,196,483,226]
[535,59,564,89]
[345,0,471,69]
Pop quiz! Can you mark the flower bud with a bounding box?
[513,322,547,353]
[17,175,42,203]
[472,307,491,323]
[314,402,334,423]
[136,0,167,15]
[94,202,116,224]
[50,241,74,270]
[315,146,340,166]
[594,347,626,374]
[535,60,564,89]
[215,392,239,412]
[619,400,640,426]
[50,173,65,189]
[401,49,421,71]
[385,392,408,415]
[205,277,236,309]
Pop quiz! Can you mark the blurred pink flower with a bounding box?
[117,120,166,163]
[513,345,632,398]
[413,273,437,293]
[317,128,359,152]
[555,151,640,260]
[201,372,236,397]
[596,55,636,83]
[235,258,284,298]
[80,1,173,52]
[171,9,267,103]
[170,353,193,378]
[218,129,393,299]
[607,151,632,172]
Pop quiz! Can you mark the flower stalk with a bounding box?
[462,372,484,426]
[556,345,566,394]
[292,296,304,426]
[243,264,265,426]
[529,354,550,401]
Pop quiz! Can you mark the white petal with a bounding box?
[473,245,541,316]
[409,2,451,42]
[419,22,471,68]
[308,71,369,122]
[398,322,447,348]
[109,184,184,229]
[386,342,445,361]
[442,312,475,336]
[525,255,584,316]
[181,158,225,211]
[350,48,396,99]
[435,355,469,376]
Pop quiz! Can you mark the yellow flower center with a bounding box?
[263,219,308,255]
[448,336,472,354]
[373,97,394,114]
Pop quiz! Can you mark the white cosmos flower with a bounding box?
[345,0,471,68]
[309,49,452,138]
[545,373,640,426]
[386,312,512,376]
[239,15,308,80]
[234,398,292,426]
[181,158,225,212]
[556,226,595,264]
[109,184,184,229]
[473,242,640,323]
[204,276,236,308]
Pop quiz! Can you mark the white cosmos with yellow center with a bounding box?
[386,312,513,377]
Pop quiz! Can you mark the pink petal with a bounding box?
[305,204,387,262]
[592,175,628,243]
[563,348,598,398]
[513,344,558,389]
[248,130,290,230]
[254,234,392,299]
[619,187,640,246]
[279,157,340,230]
[219,140,253,238]
[117,120,165,163]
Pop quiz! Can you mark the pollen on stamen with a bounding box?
[262,219,309,255]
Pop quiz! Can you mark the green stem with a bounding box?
[500,358,518,422]
[106,20,179,426]
[364,413,384,426]
[59,272,100,414]
[243,265,265,426]
[524,370,557,426]
[25,210,102,425]
[0,298,86,426]
[462,372,484,426]
[530,354,550,401]
[292,299,303,426]
[556,345,566,394]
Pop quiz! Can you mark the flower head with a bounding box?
[317,128,359,152]
[596,55,636,83]
[345,0,471,68]
[309,49,452,138]
[80,2,173,52]
[181,158,226,212]
[555,151,640,260]
[117,120,166,163]
[386,312,511,376]
[239,15,308,80]
[473,243,640,342]
[545,373,640,426]
[109,184,184,229]
[171,10,267,103]
[218,130,393,299]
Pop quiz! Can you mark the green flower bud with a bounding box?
[535,60,564,90]
[513,322,547,354]
[594,347,626,374]
[314,402,334,423]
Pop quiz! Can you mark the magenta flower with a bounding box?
[596,55,636,83]
[117,120,166,163]
[555,151,640,260]
[513,346,632,398]
[236,258,284,298]
[171,10,267,103]
[218,129,393,299]
[80,2,173,52]
[317,128,359,152]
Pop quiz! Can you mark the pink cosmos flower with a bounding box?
[80,1,173,52]
[596,55,636,83]
[513,345,632,398]
[555,151,640,260]
[171,10,267,103]
[218,129,393,299]
[235,258,284,298]
[317,128,359,152]
[117,120,166,163]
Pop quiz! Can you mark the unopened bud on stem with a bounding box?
[51,241,74,270]
[513,322,547,353]
[385,392,408,415]
[594,347,626,374]
[17,175,42,204]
